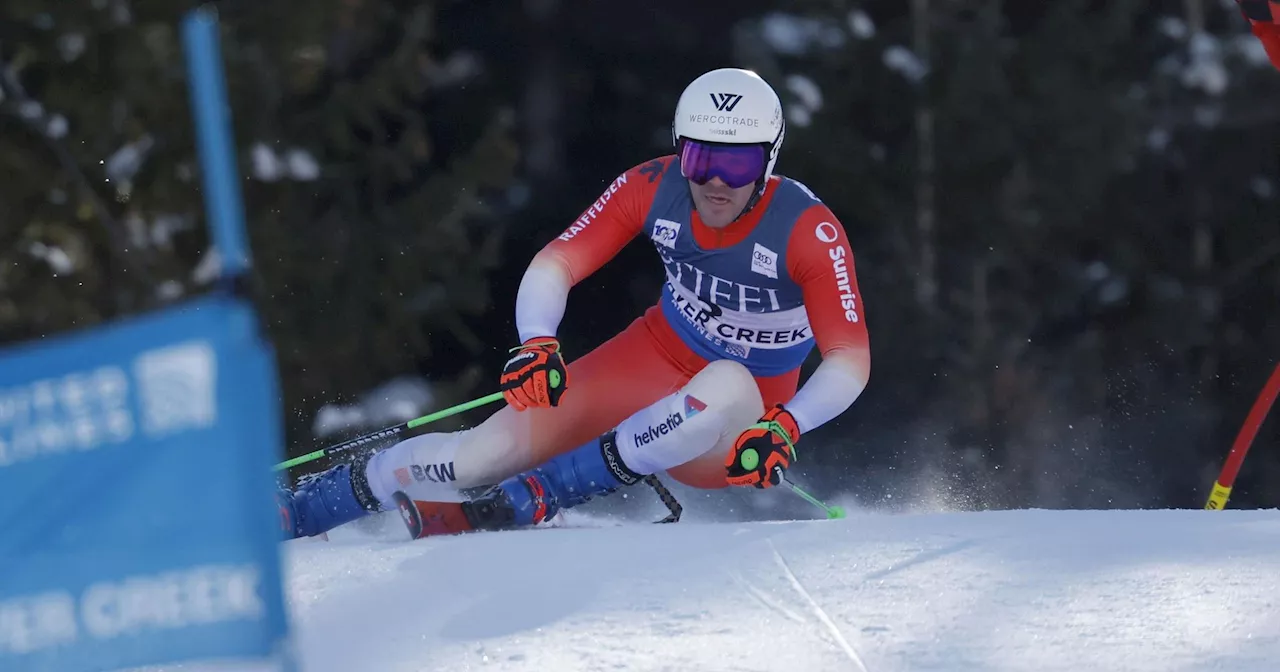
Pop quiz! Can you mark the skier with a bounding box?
[1239,0,1280,69]
[277,67,872,539]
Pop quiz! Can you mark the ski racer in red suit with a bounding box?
[277,68,872,539]
[1240,1,1280,69]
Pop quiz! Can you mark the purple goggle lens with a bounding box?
[679,139,766,189]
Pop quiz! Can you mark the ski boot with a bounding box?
[462,429,642,531]
[277,457,381,539]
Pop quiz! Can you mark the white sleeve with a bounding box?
[515,259,572,343]
[785,355,868,435]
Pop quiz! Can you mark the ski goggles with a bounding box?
[678,138,767,189]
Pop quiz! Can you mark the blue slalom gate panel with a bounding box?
[0,294,292,671]
[0,5,294,671]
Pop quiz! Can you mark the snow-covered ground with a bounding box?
[238,503,1280,672]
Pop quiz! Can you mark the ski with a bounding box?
[393,474,684,540]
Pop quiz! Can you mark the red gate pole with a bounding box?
[1205,362,1280,510]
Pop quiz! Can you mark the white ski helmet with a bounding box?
[671,68,786,186]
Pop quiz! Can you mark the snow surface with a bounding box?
[181,504,1280,672]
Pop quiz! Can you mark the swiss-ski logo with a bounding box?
[709,92,743,112]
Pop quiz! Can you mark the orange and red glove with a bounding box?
[725,404,800,488]
[499,336,568,411]
[1239,1,1280,70]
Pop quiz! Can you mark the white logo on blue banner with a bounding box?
[0,294,290,671]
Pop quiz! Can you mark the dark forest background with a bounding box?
[2,0,1278,514]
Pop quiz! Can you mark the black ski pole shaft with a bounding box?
[644,474,683,523]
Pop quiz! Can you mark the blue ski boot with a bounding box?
[277,459,382,539]
[462,429,642,530]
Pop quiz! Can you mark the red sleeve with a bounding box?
[538,157,670,286]
[786,205,871,363]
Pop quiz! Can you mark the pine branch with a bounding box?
[0,46,159,310]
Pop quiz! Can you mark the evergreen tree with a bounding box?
[0,1,520,459]
[729,1,1279,508]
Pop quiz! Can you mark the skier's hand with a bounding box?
[500,336,568,411]
[725,405,800,489]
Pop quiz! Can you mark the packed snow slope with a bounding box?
[269,504,1280,672]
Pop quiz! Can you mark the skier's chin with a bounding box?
[694,191,746,228]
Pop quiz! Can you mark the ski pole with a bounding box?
[644,474,683,523]
[273,391,506,472]
[781,475,846,519]
[739,424,845,519]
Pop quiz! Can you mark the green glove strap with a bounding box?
[736,418,798,470]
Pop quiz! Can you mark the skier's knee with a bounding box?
[655,361,768,489]
[612,360,763,476]
[683,359,764,427]
[700,358,757,388]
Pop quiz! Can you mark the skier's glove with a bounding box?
[500,336,568,411]
[725,405,800,489]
